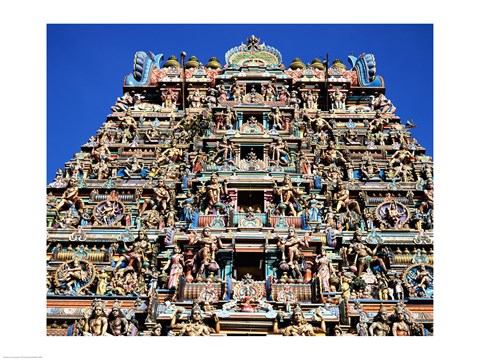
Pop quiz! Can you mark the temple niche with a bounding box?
[47,35,433,336]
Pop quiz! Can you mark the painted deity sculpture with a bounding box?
[315,248,336,293]
[188,227,223,280]
[369,306,390,336]
[114,229,152,274]
[170,305,220,336]
[83,300,108,336]
[163,245,185,290]
[273,306,325,336]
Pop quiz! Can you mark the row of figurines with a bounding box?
[47,227,433,301]
[61,298,429,336]
[50,155,431,187]
[110,85,396,114]
[82,109,412,156]
[47,172,434,232]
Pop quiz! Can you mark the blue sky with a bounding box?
[47,24,433,182]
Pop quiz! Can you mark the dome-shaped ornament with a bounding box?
[288,57,305,70]
[185,55,200,69]
[206,56,222,70]
[163,55,180,68]
[331,59,347,70]
[311,58,325,70]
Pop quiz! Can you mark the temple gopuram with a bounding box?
[46,35,433,336]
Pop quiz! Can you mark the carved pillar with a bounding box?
[262,111,269,130]
[217,250,234,282]
[236,111,243,130]
[264,190,273,216]
[263,144,269,164]
[265,250,279,280]
[234,144,240,166]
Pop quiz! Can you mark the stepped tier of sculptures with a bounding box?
[47,36,433,336]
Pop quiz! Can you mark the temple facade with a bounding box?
[46,35,433,336]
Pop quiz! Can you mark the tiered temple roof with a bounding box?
[47,35,433,336]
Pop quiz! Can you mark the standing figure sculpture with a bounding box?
[375,272,390,300]
[330,88,346,110]
[262,80,277,101]
[188,227,223,280]
[302,89,318,110]
[315,248,336,293]
[391,273,405,300]
[213,137,235,165]
[118,108,138,135]
[217,107,237,130]
[268,107,284,130]
[273,174,301,216]
[187,89,205,108]
[95,268,110,295]
[419,180,434,213]
[282,227,309,281]
[162,88,177,109]
[200,173,228,215]
[229,79,245,101]
[163,245,185,290]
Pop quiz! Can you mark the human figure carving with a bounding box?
[83,300,108,336]
[347,229,388,276]
[330,88,346,110]
[333,183,361,214]
[415,264,433,297]
[170,304,220,336]
[111,92,134,113]
[273,174,301,216]
[302,89,318,110]
[369,306,390,336]
[188,227,223,280]
[114,229,152,274]
[200,173,227,215]
[108,301,129,336]
[391,303,410,336]
[273,306,325,336]
[163,245,185,290]
[55,179,85,213]
[315,248,336,293]
[139,178,171,215]
[268,107,284,130]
